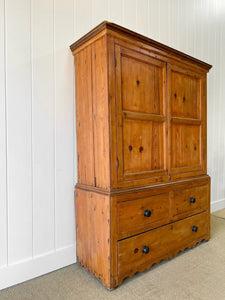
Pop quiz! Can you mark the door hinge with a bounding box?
[203,148,205,160]
[114,57,117,67]
[94,177,97,187]
[169,174,171,180]
[117,157,119,169]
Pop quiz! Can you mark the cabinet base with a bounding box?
[77,234,209,289]
[116,234,210,288]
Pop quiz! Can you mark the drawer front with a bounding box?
[173,185,208,217]
[118,212,208,276]
[117,193,170,234]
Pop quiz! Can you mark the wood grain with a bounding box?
[121,53,164,115]
[168,63,206,180]
[71,22,211,289]
[115,44,168,185]
[70,21,212,71]
[173,184,208,217]
[117,235,209,286]
[122,118,165,173]
[117,193,170,234]
[171,70,200,119]
[171,123,200,168]
[75,46,95,186]
[75,189,111,288]
[118,212,208,276]
[92,36,110,189]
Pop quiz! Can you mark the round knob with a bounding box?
[142,246,149,254]
[144,209,151,217]
[192,226,198,232]
[190,197,196,204]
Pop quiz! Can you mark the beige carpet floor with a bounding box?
[0,212,225,300]
[212,208,225,219]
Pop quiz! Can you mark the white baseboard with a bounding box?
[0,244,76,291]
[211,198,225,213]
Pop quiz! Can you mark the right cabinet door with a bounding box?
[168,64,207,180]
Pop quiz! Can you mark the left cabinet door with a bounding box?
[115,44,168,187]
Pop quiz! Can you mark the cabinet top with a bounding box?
[70,21,212,71]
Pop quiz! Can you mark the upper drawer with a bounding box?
[117,193,170,236]
[173,185,208,217]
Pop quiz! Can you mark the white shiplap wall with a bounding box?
[0,0,225,290]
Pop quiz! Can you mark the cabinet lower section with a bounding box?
[75,176,210,289]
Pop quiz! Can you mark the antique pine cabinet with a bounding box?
[70,22,212,289]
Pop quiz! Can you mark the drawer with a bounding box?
[117,193,170,235]
[118,212,208,276]
[173,185,208,217]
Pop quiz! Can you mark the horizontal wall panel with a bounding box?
[54,0,75,249]
[6,0,33,264]
[136,0,148,36]
[148,0,160,40]
[32,0,55,256]
[92,0,108,27]
[0,0,7,268]
[123,0,136,31]
[108,0,123,24]
[75,0,92,39]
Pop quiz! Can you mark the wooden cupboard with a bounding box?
[70,21,212,289]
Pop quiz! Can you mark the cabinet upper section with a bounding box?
[71,22,211,191]
[70,21,212,71]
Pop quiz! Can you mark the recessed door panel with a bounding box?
[171,123,200,169]
[121,55,164,115]
[171,71,200,119]
[123,119,165,174]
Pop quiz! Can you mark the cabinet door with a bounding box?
[115,45,168,187]
[168,64,206,180]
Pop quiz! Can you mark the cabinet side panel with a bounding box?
[92,36,110,189]
[107,36,117,187]
[75,189,111,288]
[75,46,95,186]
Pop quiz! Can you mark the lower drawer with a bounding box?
[118,211,209,276]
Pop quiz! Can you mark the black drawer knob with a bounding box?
[192,226,198,232]
[190,197,196,204]
[142,246,149,254]
[144,209,151,217]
